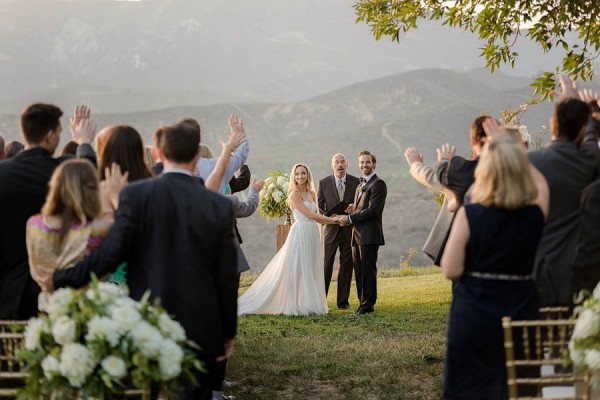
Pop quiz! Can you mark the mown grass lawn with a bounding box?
[228,267,452,399]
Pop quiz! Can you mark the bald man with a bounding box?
[317,153,360,309]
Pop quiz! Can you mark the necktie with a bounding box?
[337,180,344,201]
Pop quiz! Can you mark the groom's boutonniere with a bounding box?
[359,185,366,193]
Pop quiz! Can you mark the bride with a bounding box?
[238,163,338,316]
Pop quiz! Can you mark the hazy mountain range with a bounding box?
[0,68,566,269]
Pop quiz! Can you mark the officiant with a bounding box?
[317,153,360,310]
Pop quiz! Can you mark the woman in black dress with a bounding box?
[441,131,549,399]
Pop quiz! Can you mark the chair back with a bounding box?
[0,320,27,398]
[502,316,590,400]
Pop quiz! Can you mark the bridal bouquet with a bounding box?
[569,283,600,386]
[259,170,290,220]
[17,279,201,399]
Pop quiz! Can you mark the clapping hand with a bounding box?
[404,147,424,166]
[103,163,129,209]
[436,143,456,162]
[252,178,265,192]
[70,105,91,137]
[72,118,96,145]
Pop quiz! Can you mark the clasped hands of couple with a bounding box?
[330,203,354,226]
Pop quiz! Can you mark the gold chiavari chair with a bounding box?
[0,320,27,399]
[539,306,571,320]
[502,316,590,400]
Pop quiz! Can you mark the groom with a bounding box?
[338,150,387,315]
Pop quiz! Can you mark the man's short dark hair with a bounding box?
[152,126,167,150]
[20,103,63,144]
[163,124,200,163]
[470,115,489,147]
[176,118,201,142]
[554,98,590,142]
[358,150,376,166]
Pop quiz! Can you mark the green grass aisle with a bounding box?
[229,267,452,399]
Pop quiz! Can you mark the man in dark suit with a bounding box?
[338,151,387,315]
[35,123,239,400]
[573,179,600,294]
[0,103,95,320]
[317,153,360,309]
[529,93,600,306]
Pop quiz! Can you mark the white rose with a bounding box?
[586,349,600,371]
[569,340,586,367]
[272,190,283,203]
[60,343,95,388]
[268,183,276,191]
[24,318,49,351]
[101,355,127,379]
[158,314,186,342]
[86,316,121,347]
[158,339,183,380]
[110,305,142,332]
[277,176,286,186]
[87,283,127,304]
[52,316,77,345]
[129,321,163,358]
[264,177,275,186]
[593,283,600,300]
[573,309,600,339]
[46,288,74,318]
[41,355,60,379]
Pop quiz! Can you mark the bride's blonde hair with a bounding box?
[287,164,316,202]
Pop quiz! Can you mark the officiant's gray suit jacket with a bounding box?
[317,173,360,244]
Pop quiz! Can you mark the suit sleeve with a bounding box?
[434,159,450,188]
[53,187,138,289]
[228,187,259,219]
[229,164,251,194]
[76,143,97,167]
[410,162,444,192]
[317,180,327,214]
[216,203,239,340]
[349,180,387,224]
[573,184,600,293]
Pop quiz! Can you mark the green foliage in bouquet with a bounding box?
[569,285,600,387]
[17,277,202,399]
[259,170,291,220]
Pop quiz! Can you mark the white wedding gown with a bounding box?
[238,201,328,316]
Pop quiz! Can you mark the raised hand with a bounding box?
[72,118,96,145]
[436,143,456,162]
[404,147,424,166]
[228,114,245,137]
[252,178,265,192]
[103,163,129,209]
[70,105,91,136]
[482,117,505,141]
[554,74,578,101]
[579,88,599,103]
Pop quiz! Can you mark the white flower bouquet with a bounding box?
[570,283,600,386]
[17,279,201,399]
[259,170,290,220]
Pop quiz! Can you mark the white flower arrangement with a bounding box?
[570,282,600,387]
[18,278,201,399]
[259,170,291,220]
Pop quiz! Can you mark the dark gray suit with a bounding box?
[317,174,359,308]
[529,138,600,306]
[573,180,600,294]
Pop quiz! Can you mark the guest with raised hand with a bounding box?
[60,140,78,156]
[441,134,549,399]
[229,164,251,194]
[205,128,245,192]
[528,75,600,307]
[179,114,249,194]
[97,125,153,217]
[0,103,96,319]
[26,159,127,309]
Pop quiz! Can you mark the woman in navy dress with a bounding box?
[441,132,549,399]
